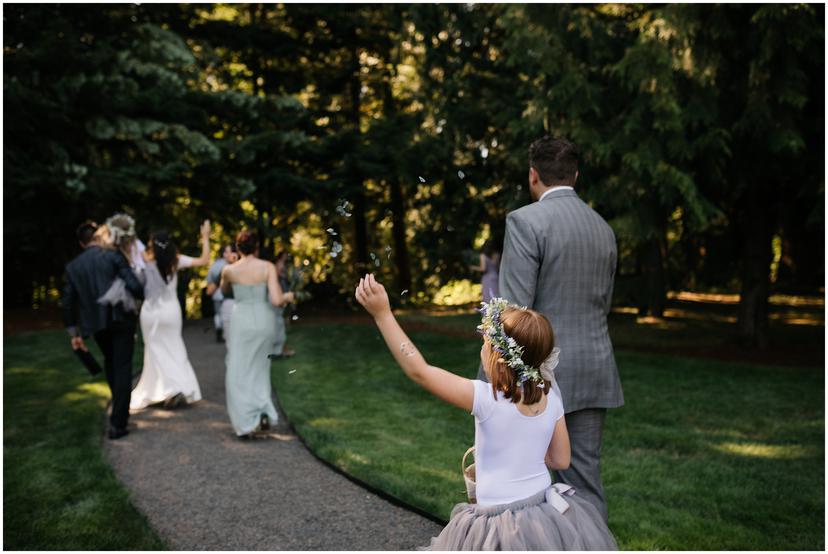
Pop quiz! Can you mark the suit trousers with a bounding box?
[94,320,137,430]
[555,408,608,522]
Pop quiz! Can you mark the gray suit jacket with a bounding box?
[492,188,624,413]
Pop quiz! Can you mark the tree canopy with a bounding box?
[4,3,824,346]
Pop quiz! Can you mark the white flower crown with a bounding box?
[477,297,560,388]
[105,213,136,246]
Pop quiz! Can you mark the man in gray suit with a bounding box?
[478,136,623,521]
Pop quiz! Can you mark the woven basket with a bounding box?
[462,446,476,503]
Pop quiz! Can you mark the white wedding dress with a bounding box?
[130,256,202,409]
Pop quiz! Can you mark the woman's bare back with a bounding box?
[224,257,272,285]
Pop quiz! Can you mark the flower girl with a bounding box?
[354,273,617,550]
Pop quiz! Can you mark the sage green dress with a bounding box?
[225,282,279,435]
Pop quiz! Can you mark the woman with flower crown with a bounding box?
[129,220,211,410]
[355,273,617,550]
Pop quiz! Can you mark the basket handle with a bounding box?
[461,446,475,473]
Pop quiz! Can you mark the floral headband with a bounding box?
[477,298,560,388]
[104,213,136,246]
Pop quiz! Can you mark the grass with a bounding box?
[4,330,165,550]
[273,317,824,550]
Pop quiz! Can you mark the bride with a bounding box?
[130,220,211,410]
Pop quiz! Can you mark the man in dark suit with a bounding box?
[63,221,145,439]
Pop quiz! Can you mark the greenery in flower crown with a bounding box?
[104,213,136,246]
[477,297,544,387]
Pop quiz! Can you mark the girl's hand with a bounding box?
[200,219,211,240]
[355,273,391,319]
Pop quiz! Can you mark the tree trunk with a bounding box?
[641,236,666,317]
[737,186,773,348]
[388,173,412,294]
[348,44,368,270]
[380,58,412,296]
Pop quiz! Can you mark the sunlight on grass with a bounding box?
[308,417,346,430]
[713,442,818,460]
[344,451,371,465]
[62,382,111,403]
[634,316,687,329]
[668,290,824,308]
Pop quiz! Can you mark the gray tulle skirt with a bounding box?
[423,485,618,551]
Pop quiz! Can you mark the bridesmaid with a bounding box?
[219,230,294,437]
[470,240,501,302]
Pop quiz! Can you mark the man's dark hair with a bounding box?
[76,221,98,246]
[528,136,580,187]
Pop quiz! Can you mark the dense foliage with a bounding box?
[4,4,824,346]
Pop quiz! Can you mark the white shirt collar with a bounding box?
[539,186,574,202]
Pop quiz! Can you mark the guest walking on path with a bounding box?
[470,240,501,302]
[206,243,238,343]
[220,230,294,437]
[270,251,294,358]
[63,218,144,439]
[130,220,211,410]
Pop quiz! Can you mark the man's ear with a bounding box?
[574,170,579,185]
[529,166,539,186]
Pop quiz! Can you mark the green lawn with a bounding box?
[4,330,165,550]
[274,318,825,550]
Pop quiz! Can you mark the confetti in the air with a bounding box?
[336,199,352,218]
[326,228,337,235]
[291,315,299,321]
[418,176,426,183]
[401,289,409,296]
[288,369,297,375]
[458,170,465,179]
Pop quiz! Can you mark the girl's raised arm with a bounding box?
[355,273,473,411]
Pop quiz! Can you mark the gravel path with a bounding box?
[105,322,443,550]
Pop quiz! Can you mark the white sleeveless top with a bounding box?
[471,379,565,506]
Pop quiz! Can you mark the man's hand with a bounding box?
[355,273,392,319]
[71,336,88,352]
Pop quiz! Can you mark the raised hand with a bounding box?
[355,273,391,319]
[200,219,211,240]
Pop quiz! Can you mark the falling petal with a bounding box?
[401,289,409,296]
[458,170,465,179]
[418,176,426,183]
[288,369,297,375]
[291,315,299,321]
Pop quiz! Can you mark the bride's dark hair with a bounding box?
[150,230,178,283]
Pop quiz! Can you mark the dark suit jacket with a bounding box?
[62,246,145,337]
